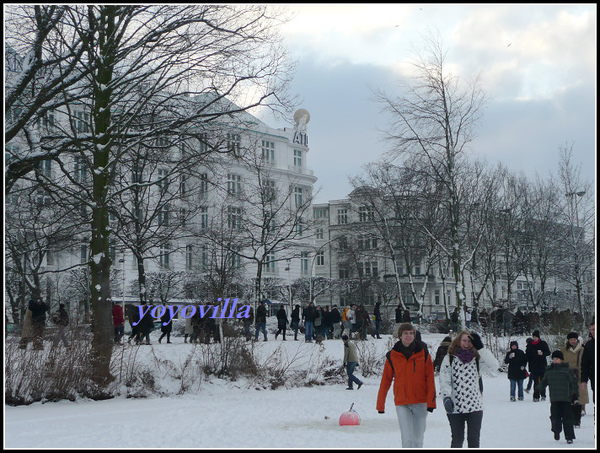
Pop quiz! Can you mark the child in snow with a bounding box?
[536,350,579,444]
[504,340,527,401]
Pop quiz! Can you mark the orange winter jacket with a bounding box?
[376,341,437,412]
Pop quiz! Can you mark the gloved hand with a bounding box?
[443,397,454,414]
[469,332,484,350]
[427,407,435,413]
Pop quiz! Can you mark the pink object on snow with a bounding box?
[339,403,360,426]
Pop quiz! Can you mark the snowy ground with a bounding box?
[4,331,596,449]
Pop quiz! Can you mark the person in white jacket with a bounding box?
[439,330,488,448]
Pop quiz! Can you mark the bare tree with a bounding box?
[373,35,486,330]
[554,145,595,327]
[6,5,295,384]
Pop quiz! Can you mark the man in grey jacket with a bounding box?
[343,334,363,390]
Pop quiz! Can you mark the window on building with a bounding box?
[201,245,209,271]
[199,206,208,230]
[358,235,377,250]
[294,149,302,168]
[74,156,88,183]
[159,244,170,269]
[359,261,378,278]
[262,178,276,201]
[158,168,169,193]
[46,249,56,266]
[316,227,324,240]
[227,173,242,196]
[132,162,144,183]
[38,159,52,178]
[296,219,304,237]
[35,188,52,207]
[435,289,440,305]
[158,204,170,226]
[264,252,276,273]
[339,267,349,279]
[359,205,374,222]
[262,140,275,164]
[186,245,193,270]
[227,206,242,230]
[74,110,90,133]
[229,252,241,270]
[195,173,207,200]
[180,173,188,196]
[40,111,55,130]
[315,208,328,219]
[294,186,304,207]
[301,252,309,276]
[227,133,241,157]
[337,208,347,224]
[316,251,325,266]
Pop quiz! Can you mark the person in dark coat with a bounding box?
[158,309,172,343]
[138,302,154,345]
[290,304,301,340]
[580,321,595,402]
[302,302,317,342]
[254,300,268,341]
[537,350,579,444]
[526,330,551,401]
[393,304,404,338]
[329,305,342,339]
[29,298,50,350]
[275,305,288,340]
[434,336,452,373]
[372,302,382,339]
[243,305,254,341]
[504,340,527,401]
[356,305,370,340]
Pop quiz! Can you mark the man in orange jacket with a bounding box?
[377,323,437,448]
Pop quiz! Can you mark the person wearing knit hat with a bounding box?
[537,349,579,444]
[526,329,551,402]
[377,322,436,447]
[562,331,588,427]
[504,341,527,401]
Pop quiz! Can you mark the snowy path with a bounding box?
[5,373,596,448]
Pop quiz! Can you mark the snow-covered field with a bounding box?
[5,331,596,449]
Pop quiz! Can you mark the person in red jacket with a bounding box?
[112,301,125,344]
[377,323,437,447]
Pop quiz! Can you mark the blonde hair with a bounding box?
[448,330,481,361]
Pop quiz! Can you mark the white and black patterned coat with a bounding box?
[439,353,483,414]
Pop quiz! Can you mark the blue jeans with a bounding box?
[305,321,314,341]
[510,379,524,399]
[346,362,361,389]
[254,322,267,340]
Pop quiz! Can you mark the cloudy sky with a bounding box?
[257,4,596,203]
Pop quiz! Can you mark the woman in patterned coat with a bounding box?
[439,330,487,448]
